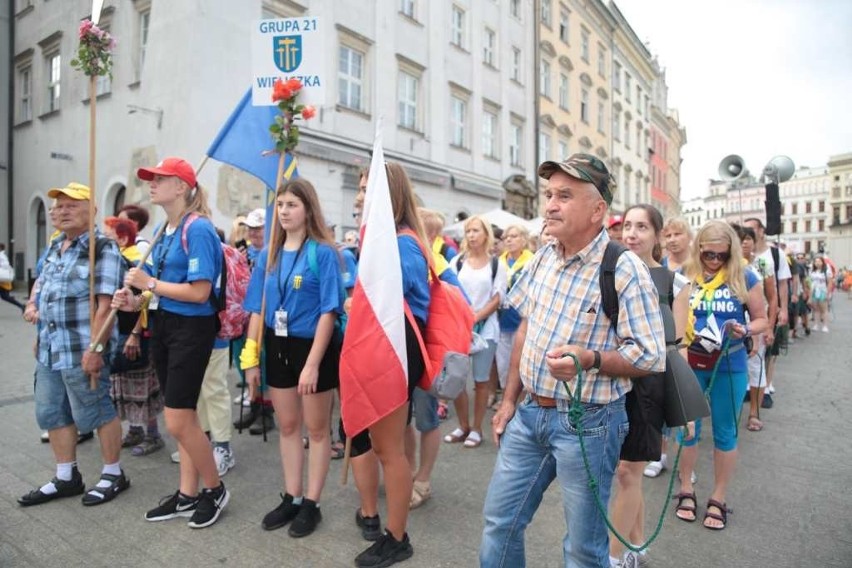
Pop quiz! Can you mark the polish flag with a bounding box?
[339,123,409,436]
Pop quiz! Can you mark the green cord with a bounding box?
[559,339,729,554]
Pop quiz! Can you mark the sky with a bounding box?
[614,0,852,200]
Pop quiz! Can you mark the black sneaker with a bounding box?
[355,530,414,567]
[262,493,301,531]
[288,498,322,538]
[761,393,774,409]
[187,483,230,529]
[355,508,382,541]
[17,467,85,507]
[145,490,198,521]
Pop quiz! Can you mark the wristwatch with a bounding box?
[590,350,602,372]
[146,278,158,292]
[89,342,105,354]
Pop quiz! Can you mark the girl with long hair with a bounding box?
[674,220,768,531]
[240,178,343,538]
[809,256,832,332]
[609,205,691,565]
[113,157,228,528]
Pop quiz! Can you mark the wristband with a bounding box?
[239,338,260,370]
[130,330,141,337]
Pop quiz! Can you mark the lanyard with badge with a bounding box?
[274,240,306,337]
[149,216,185,310]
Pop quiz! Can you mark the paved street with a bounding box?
[1,292,851,568]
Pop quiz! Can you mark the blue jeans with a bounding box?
[480,396,628,568]
[34,361,116,433]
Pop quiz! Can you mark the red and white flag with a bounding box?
[339,123,409,436]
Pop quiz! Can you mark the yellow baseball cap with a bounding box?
[47,182,91,201]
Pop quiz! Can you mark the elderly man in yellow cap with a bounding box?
[19,182,131,507]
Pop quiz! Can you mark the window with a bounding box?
[625,119,630,149]
[613,110,621,141]
[137,9,150,81]
[509,122,522,166]
[580,89,589,123]
[558,73,569,110]
[636,129,642,156]
[597,101,605,133]
[597,45,606,77]
[805,220,811,232]
[558,139,568,161]
[791,220,798,233]
[483,28,496,67]
[511,47,522,82]
[636,86,642,112]
[819,200,825,213]
[625,73,632,102]
[644,95,649,118]
[539,131,551,164]
[539,59,551,98]
[541,0,551,27]
[833,206,840,224]
[451,5,465,48]
[338,45,364,111]
[450,95,467,148]
[510,0,520,18]
[400,0,415,18]
[613,61,622,91]
[482,109,498,159]
[398,71,418,130]
[792,202,798,215]
[818,219,825,232]
[46,52,61,113]
[847,204,852,221]
[17,65,32,122]
[581,29,589,62]
[559,10,569,42]
[805,201,812,214]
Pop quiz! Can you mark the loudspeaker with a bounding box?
[765,183,782,235]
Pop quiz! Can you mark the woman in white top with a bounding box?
[809,256,832,332]
[443,216,507,449]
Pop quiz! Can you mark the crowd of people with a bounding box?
[6,151,843,567]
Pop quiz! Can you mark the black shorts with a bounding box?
[264,329,340,392]
[620,373,665,462]
[150,310,217,410]
[767,325,786,357]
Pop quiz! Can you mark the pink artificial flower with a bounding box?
[78,19,94,39]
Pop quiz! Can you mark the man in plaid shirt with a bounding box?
[480,155,665,568]
[19,183,130,507]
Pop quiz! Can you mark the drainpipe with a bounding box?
[6,0,14,261]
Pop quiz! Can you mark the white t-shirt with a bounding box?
[673,271,689,298]
[756,247,791,282]
[454,256,508,342]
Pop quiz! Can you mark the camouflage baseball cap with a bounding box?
[537,153,616,205]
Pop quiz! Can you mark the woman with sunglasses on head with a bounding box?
[112,157,228,528]
[240,178,343,538]
[674,220,768,531]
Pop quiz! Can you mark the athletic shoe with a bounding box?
[188,483,230,529]
[288,498,322,538]
[262,493,301,531]
[233,392,251,407]
[170,450,180,464]
[355,531,414,567]
[17,467,85,507]
[822,325,829,333]
[643,456,667,478]
[145,490,198,521]
[761,393,774,409]
[767,384,776,395]
[355,508,382,541]
[213,446,235,477]
[621,551,639,568]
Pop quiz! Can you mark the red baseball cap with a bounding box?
[137,157,197,188]
[607,215,624,229]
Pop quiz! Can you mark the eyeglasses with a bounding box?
[700,250,730,263]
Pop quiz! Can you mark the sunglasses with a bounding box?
[701,250,730,263]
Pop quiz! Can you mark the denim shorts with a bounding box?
[34,361,116,433]
[412,387,439,433]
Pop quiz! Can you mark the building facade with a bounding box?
[828,152,852,267]
[778,166,831,255]
[680,194,706,233]
[9,0,537,276]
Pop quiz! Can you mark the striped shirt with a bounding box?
[37,230,123,370]
[508,229,664,404]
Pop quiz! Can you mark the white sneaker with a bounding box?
[643,456,667,478]
[767,384,776,395]
[691,471,697,484]
[213,446,235,477]
[233,392,250,407]
[170,450,180,464]
[821,325,829,333]
[621,551,640,568]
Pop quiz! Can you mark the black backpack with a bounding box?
[455,254,499,285]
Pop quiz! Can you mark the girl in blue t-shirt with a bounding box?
[674,220,768,531]
[240,178,343,538]
[114,156,228,528]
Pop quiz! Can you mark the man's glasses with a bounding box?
[700,250,730,263]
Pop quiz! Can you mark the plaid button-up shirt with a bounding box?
[508,229,665,404]
[37,230,122,370]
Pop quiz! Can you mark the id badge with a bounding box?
[149,294,159,311]
[275,309,289,337]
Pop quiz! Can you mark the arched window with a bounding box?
[112,184,126,215]
[36,200,46,253]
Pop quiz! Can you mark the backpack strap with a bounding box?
[490,255,498,284]
[307,239,349,312]
[599,241,628,330]
[455,254,465,273]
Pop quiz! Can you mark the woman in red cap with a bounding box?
[112,157,229,528]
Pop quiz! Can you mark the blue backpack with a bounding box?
[306,240,348,341]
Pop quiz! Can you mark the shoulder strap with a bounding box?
[490,256,498,284]
[180,213,201,253]
[306,239,319,279]
[455,254,465,273]
[599,241,628,330]
[770,246,780,280]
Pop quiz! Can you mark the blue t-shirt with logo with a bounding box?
[399,234,430,323]
[244,241,342,338]
[689,269,760,373]
[341,246,358,290]
[144,216,221,317]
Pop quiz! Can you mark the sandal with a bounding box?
[703,499,731,530]
[409,480,432,509]
[131,436,164,457]
[81,471,131,506]
[673,491,697,522]
[463,430,483,448]
[443,428,469,444]
[331,442,345,460]
[121,429,145,448]
[747,415,763,432]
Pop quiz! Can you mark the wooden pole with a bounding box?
[87,74,98,389]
